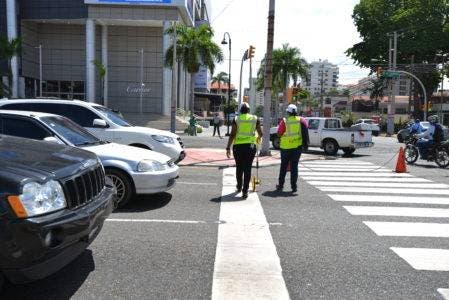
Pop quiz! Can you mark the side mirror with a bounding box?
[44,136,64,144]
[93,119,108,128]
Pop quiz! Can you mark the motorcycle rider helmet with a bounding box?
[414,119,420,123]
[427,115,438,124]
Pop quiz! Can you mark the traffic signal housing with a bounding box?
[248,45,255,59]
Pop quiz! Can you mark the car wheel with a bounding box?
[342,148,356,156]
[404,145,419,164]
[272,136,280,150]
[435,150,449,168]
[105,169,134,208]
[323,139,339,156]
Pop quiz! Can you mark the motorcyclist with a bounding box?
[409,119,423,134]
[415,115,439,159]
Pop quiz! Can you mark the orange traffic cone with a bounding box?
[395,147,407,173]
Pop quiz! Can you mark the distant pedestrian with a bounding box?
[226,102,263,199]
[213,113,222,138]
[189,115,197,136]
[276,104,309,193]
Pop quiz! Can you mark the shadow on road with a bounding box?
[1,249,95,299]
[262,190,296,198]
[114,192,172,213]
[210,191,247,203]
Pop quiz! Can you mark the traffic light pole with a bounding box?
[238,50,248,107]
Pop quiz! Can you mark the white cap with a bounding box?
[286,104,297,113]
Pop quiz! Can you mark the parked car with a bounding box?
[0,134,115,289]
[0,99,185,162]
[0,110,179,207]
[397,121,448,143]
[353,119,380,136]
[270,117,374,155]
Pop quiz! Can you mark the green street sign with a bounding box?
[382,71,401,78]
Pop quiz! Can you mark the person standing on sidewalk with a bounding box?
[226,102,263,199]
[189,115,197,136]
[212,113,222,138]
[276,104,309,193]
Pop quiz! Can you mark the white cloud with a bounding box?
[210,0,369,90]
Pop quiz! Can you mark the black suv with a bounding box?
[0,135,115,289]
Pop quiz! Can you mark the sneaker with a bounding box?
[242,193,248,199]
[291,187,297,193]
[276,185,283,191]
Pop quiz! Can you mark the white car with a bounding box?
[0,99,186,162]
[353,119,380,136]
[0,110,179,207]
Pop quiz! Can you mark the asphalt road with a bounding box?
[2,136,448,299]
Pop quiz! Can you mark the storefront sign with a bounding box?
[126,84,151,94]
[194,66,210,90]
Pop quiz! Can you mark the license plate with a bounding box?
[355,142,372,148]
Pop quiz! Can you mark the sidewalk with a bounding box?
[179,148,321,167]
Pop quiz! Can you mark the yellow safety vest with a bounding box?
[235,114,257,145]
[280,116,303,149]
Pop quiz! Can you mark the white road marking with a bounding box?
[301,177,430,183]
[298,167,388,172]
[212,167,289,300]
[177,181,218,186]
[344,206,449,218]
[306,181,449,189]
[106,219,206,224]
[299,165,377,169]
[438,289,449,300]
[298,172,412,177]
[391,248,449,271]
[318,187,449,195]
[329,194,449,205]
[301,161,374,165]
[364,222,449,237]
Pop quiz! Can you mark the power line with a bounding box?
[211,0,237,24]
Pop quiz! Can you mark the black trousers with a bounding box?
[278,147,302,189]
[233,144,256,193]
[213,124,221,136]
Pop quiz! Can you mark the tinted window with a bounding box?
[1,103,38,111]
[2,116,51,140]
[308,119,320,130]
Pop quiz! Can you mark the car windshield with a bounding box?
[93,105,132,127]
[40,116,101,147]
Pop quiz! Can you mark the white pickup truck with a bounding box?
[270,117,374,155]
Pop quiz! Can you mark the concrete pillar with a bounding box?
[101,25,108,107]
[162,21,172,116]
[86,19,96,103]
[6,0,18,98]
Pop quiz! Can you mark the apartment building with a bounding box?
[302,59,339,96]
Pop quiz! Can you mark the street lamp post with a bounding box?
[35,45,42,97]
[221,32,232,136]
[139,48,144,114]
[436,52,447,121]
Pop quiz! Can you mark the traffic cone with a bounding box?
[395,147,407,173]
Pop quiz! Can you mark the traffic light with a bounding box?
[248,45,255,59]
[376,67,383,78]
[292,87,298,102]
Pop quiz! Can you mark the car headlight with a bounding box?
[137,159,166,172]
[7,180,67,218]
[151,135,174,144]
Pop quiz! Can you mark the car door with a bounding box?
[307,118,321,146]
[0,115,53,141]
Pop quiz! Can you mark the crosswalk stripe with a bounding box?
[301,160,374,165]
[438,289,449,300]
[343,206,449,218]
[319,187,449,195]
[299,165,377,169]
[298,167,388,172]
[329,194,449,205]
[298,172,412,177]
[212,168,289,299]
[306,181,449,189]
[302,176,431,183]
[390,248,449,271]
[364,221,449,237]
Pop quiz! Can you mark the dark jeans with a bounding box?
[213,124,221,136]
[278,147,302,190]
[233,144,256,193]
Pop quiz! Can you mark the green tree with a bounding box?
[0,36,21,98]
[346,0,449,116]
[211,71,228,95]
[255,105,264,117]
[366,77,387,111]
[164,24,223,116]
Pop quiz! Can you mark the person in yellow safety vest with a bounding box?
[226,102,263,199]
[276,104,309,193]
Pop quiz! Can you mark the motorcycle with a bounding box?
[404,136,449,168]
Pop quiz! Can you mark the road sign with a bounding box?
[382,71,401,79]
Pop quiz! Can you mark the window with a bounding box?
[325,119,340,129]
[308,119,320,130]
[1,116,51,140]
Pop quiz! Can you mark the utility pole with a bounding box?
[139,49,144,115]
[170,22,178,133]
[260,0,275,156]
[320,63,324,116]
[386,32,396,136]
[35,44,43,97]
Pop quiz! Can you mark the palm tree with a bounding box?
[164,24,223,116]
[211,71,228,94]
[0,36,21,98]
